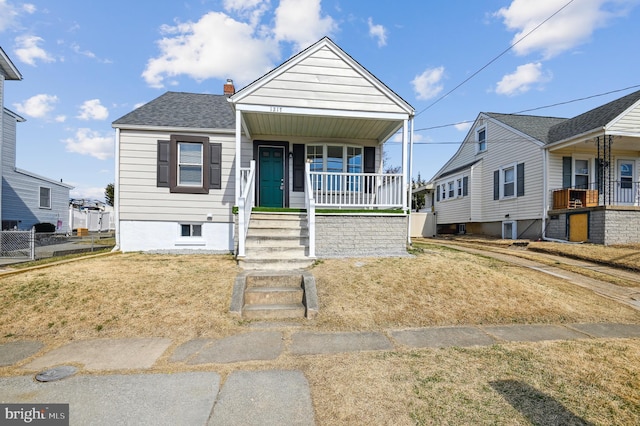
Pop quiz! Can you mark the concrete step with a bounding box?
[245,237,308,248]
[244,287,304,305]
[247,228,308,238]
[246,273,305,288]
[249,219,307,229]
[242,303,306,319]
[238,258,316,271]
[244,246,307,259]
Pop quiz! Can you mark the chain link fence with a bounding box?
[0,230,35,260]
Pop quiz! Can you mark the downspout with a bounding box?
[113,127,120,251]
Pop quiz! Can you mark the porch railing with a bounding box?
[550,181,640,209]
[237,160,256,257]
[307,171,404,208]
[304,163,316,258]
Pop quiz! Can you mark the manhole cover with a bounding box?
[35,366,78,382]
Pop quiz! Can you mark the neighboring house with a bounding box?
[1,47,73,232]
[428,89,640,245]
[113,37,415,260]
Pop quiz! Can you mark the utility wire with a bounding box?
[413,84,640,133]
[415,0,576,118]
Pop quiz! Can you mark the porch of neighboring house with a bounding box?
[546,134,640,245]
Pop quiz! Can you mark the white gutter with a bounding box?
[113,128,121,251]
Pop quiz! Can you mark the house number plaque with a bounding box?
[269,106,283,113]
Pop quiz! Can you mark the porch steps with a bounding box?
[239,212,314,271]
[231,271,319,320]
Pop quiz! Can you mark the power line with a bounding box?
[413,84,640,133]
[415,0,576,118]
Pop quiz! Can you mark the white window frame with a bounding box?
[180,223,202,237]
[306,144,364,173]
[177,142,204,187]
[448,181,455,198]
[457,178,463,197]
[476,126,487,153]
[502,221,516,239]
[499,163,517,199]
[573,156,591,189]
[39,186,51,209]
[437,174,468,202]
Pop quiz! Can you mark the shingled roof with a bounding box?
[548,89,640,144]
[112,91,235,130]
[485,112,567,144]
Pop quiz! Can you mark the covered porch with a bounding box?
[229,37,415,260]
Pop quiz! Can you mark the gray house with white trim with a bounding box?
[113,37,415,262]
[1,47,72,232]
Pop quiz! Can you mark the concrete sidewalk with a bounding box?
[2,323,640,425]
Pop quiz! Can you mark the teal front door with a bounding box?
[259,147,284,207]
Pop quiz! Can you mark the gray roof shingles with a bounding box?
[112,91,235,130]
[548,89,640,143]
[485,112,567,144]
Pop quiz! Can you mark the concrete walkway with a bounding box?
[2,323,640,425]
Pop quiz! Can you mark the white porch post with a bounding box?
[402,119,409,212]
[235,109,242,204]
[407,118,414,244]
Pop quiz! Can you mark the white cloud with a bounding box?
[367,17,387,47]
[13,93,58,118]
[14,34,55,65]
[495,0,638,59]
[70,186,109,202]
[0,0,34,32]
[22,3,36,14]
[495,62,551,96]
[142,11,279,88]
[55,115,66,123]
[63,128,113,160]
[411,66,445,100]
[454,122,472,132]
[77,99,109,121]
[273,0,337,50]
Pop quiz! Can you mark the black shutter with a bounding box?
[517,163,525,197]
[157,140,170,187]
[562,157,572,188]
[292,144,305,192]
[493,170,500,200]
[364,147,375,193]
[436,184,440,201]
[209,143,222,190]
[462,176,468,196]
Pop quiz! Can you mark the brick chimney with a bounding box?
[223,79,235,96]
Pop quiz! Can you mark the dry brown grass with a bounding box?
[528,241,640,271]
[2,248,640,424]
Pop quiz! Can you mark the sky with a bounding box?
[1,0,640,201]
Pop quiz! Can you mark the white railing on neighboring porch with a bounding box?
[307,171,404,208]
[237,160,256,257]
[304,163,316,258]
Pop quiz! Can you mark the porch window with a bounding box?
[307,144,364,190]
[574,159,589,189]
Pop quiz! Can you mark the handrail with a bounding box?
[237,160,256,257]
[305,163,316,258]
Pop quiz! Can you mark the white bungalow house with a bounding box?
[428,89,640,245]
[1,47,73,232]
[113,37,415,264]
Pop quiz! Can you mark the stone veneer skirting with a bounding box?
[546,206,640,245]
[315,214,408,257]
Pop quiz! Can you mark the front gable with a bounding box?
[232,37,413,117]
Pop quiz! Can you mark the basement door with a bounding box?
[258,146,285,208]
[568,213,588,242]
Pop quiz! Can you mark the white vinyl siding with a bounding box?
[608,102,640,133]
[240,46,408,114]
[434,115,545,225]
[118,129,250,222]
